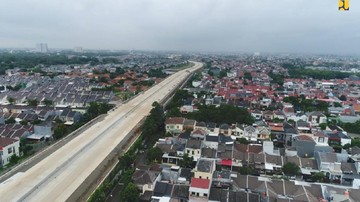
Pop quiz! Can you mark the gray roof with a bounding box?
[205,135,219,142]
[351,146,360,155]
[183,119,196,127]
[209,188,228,202]
[201,148,217,158]
[318,152,337,163]
[153,181,173,197]
[132,170,159,185]
[341,162,357,173]
[171,184,189,200]
[196,159,213,173]
[300,158,318,169]
[265,153,283,166]
[186,139,202,149]
[179,168,192,181]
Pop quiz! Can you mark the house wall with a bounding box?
[189,187,210,197]
[142,174,161,194]
[194,171,213,180]
[166,124,184,133]
[341,138,352,146]
[355,162,360,174]
[185,148,201,161]
[320,162,331,171]
[203,141,218,150]
[353,178,360,189]
[0,140,20,167]
[232,128,244,137]
[309,115,326,126]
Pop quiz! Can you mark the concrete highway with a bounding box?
[0,61,203,202]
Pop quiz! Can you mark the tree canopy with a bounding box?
[339,121,360,134]
[283,96,329,112]
[186,104,254,125]
[119,183,140,202]
[178,154,194,168]
[286,66,352,80]
[141,102,164,145]
[282,162,300,176]
[147,147,163,163]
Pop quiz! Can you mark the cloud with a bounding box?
[0,0,359,54]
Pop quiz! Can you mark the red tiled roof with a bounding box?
[271,126,284,132]
[296,135,315,142]
[221,159,232,166]
[191,178,210,189]
[165,117,185,125]
[0,137,18,150]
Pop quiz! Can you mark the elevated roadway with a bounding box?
[0,61,203,202]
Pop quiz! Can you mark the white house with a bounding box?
[244,126,258,142]
[165,117,185,134]
[308,111,327,126]
[189,177,211,200]
[0,137,20,167]
[185,139,202,161]
[132,169,161,194]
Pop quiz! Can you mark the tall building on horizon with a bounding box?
[74,46,83,53]
[36,43,48,53]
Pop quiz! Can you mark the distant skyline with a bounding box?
[1,0,359,54]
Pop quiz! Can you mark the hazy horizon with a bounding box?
[1,0,359,55]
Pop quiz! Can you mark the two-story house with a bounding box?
[165,117,186,134]
[308,111,327,126]
[194,158,216,180]
[189,177,211,200]
[0,137,20,167]
[133,169,161,194]
[185,139,202,161]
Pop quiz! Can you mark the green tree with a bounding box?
[120,169,135,186]
[208,70,214,76]
[20,120,28,125]
[238,138,249,145]
[287,119,295,125]
[5,117,16,124]
[98,76,108,83]
[20,139,34,156]
[312,172,325,182]
[27,99,38,106]
[178,154,194,168]
[186,104,254,125]
[319,123,327,130]
[239,166,253,175]
[43,99,53,106]
[343,143,351,150]
[120,183,140,202]
[219,70,227,79]
[244,72,252,80]
[334,102,342,107]
[9,154,20,165]
[119,153,135,169]
[339,95,347,101]
[109,72,117,79]
[54,124,68,139]
[7,97,15,104]
[282,162,300,176]
[116,67,125,74]
[147,147,163,163]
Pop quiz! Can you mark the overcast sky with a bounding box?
[0,0,359,54]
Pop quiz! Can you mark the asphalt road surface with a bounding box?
[0,61,203,202]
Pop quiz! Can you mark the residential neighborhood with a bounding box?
[2,51,360,201]
[124,55,360,202]
[0,51,191,168]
